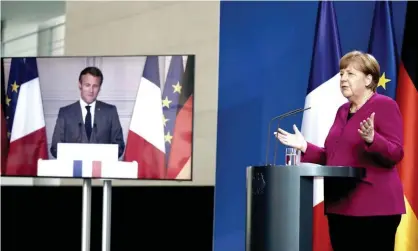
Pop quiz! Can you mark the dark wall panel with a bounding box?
[1,186,214,251]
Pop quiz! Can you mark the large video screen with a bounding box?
[1,55,195,180]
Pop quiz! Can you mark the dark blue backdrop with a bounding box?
[214,1,407,251]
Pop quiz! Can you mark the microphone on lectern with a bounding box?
[264,106,311,166]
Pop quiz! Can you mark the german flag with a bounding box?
[1,58,9,174]
[166,56,194,179]
[394,2,418,250]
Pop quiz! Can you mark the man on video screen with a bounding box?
[50,66,125,158]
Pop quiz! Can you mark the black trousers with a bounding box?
[327,214,401,251]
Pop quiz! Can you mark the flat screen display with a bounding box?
[1,55,195,181]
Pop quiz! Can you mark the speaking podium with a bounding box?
[37,143,138,251]
[246,163,365,251]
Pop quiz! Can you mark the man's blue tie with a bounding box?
[85,105,92,140]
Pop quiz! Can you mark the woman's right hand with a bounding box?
[274,124,308,153]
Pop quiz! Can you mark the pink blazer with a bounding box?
[301,93,406,216]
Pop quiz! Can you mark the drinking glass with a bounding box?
[285,147,300,166]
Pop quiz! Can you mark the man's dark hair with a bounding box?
[79,66,103,85]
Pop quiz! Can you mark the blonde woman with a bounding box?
[275,51,404,251]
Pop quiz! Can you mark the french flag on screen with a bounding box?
[124,56,166,179]
[300,1,347,251]
[4,57,48,176]
[72,160,102,178]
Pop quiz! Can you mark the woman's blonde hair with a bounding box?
[339,50,380,92]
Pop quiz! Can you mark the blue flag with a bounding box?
[162,56,184,165]
[307,1,342,93]
[368,0,399,99]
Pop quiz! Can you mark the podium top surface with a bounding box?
[248,163,365,178]
[57,143,119,162]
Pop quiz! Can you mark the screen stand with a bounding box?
[82,179,92,251]
[102,180,112,251]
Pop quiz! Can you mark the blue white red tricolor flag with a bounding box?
[124,56,166,179]
[300,2,345,250]
[124,55,194,179]
[4,57,48,176]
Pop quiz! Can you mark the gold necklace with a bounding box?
[350,92,374,113]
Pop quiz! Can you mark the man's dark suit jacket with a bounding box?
[50,100,125,158]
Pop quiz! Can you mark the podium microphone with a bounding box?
[265,106,311,166]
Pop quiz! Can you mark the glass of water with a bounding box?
[285,147,300,166]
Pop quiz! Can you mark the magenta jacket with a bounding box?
[301,93,406,216]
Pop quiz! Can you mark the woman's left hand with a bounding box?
[358,112,375,144]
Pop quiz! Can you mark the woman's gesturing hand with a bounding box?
[274,124,308,153]
[358,112,375,144]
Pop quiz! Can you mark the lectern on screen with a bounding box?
[1,54,196,181]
